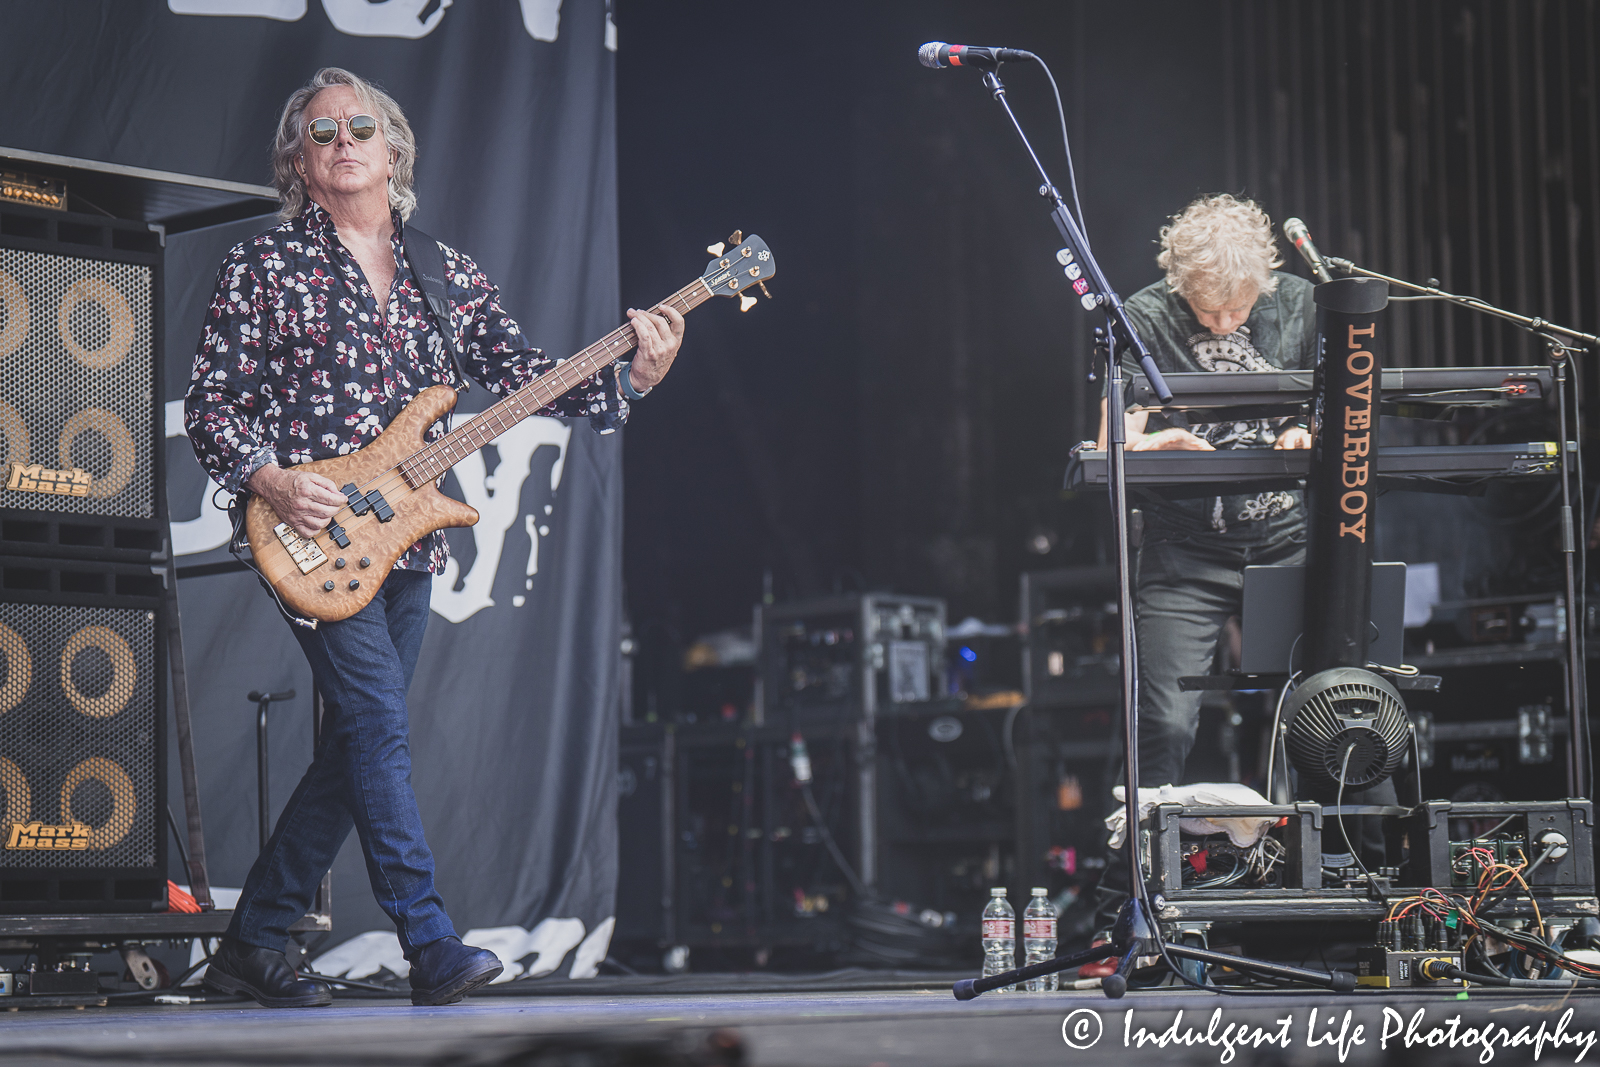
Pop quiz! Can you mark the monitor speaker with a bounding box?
[0,556,166,911]
[0,209,165,560]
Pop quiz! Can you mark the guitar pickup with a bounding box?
[343,483,372,515]
[365,490,394,523]
[326,522,351,549]
[274,522,329,575]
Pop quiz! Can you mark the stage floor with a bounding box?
[4,981,1600,1066]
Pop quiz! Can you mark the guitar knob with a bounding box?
[348,580,360,591]
[359,557,371,568]
[323,581,335,592]
[334,558,346,569]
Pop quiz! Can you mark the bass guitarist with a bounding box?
[183,67,684,1007]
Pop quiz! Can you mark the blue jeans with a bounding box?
[228,570,455,957]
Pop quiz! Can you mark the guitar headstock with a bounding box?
[702,233,776,311]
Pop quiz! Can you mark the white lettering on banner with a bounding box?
[520,0,561,41]
[309,916,612,982]
[165,399,234,558]
[430,415,571,623]
[169,0,584,43]
[523,512,541,585]
[320,0,452,39]
[167,0,307,18]
[458,919,586,981]
[568,917,615,979]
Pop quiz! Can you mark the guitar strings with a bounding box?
[402,282,705,482]
[291,283,709,545]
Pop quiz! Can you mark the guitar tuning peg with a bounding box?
[706,242,726,256]
[757,282,772,299]
[739,293,758,312]
[726,230,743,248]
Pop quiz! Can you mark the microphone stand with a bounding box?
[1327,257,1594,800]
[971,62,1171,405]
[951,63,1354,1000]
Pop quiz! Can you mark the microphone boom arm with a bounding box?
[1326,257,1600,347]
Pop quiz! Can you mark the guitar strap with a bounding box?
[401,224,468,381]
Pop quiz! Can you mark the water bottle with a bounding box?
[1023,887,1059,991]
[980,887,1015,991]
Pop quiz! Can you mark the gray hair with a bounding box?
[271,67,418,221]
[1157,193,1282,308]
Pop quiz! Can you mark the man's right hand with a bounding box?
[247,464,345,538]
[1128,427,1216,452]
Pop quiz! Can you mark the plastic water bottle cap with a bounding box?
[1031,887,1047,895]
[990,887,1006,896]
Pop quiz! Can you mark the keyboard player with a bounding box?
[1092,194,1392,896]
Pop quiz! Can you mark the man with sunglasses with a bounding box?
[185,67,684,1008]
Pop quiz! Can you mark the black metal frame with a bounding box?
[1325,256,1598,800]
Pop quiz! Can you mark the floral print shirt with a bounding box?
[184,201,626,573]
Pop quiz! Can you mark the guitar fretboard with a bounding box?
[400,278,714,486]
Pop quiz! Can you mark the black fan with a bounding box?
[1282,667,1410,788]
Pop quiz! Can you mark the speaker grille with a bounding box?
[0,248,153,519]
[0,601,157,870]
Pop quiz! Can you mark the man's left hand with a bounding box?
[625,305,685,391]
[1274,426,1312,449]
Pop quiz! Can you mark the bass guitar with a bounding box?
[246,233,776,623]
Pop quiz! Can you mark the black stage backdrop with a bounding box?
[1,1,623,980]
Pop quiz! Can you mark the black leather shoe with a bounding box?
[204,938,333,1008]
[408,936,503,1005]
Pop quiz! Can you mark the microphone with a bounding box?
[1283,217,1334,284]
[917,42,1032,70]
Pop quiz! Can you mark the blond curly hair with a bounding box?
[1156,194,1282,308]
[271,68,418,222]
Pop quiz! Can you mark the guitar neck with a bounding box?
[401,278,714,485]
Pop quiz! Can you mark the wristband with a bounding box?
[616,361,652,400]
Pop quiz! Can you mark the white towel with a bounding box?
[1105,782,1279,849]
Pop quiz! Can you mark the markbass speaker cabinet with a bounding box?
[0,556,166,911]
[0,204,166,561]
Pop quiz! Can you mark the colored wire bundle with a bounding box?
[1384,841,1600,984]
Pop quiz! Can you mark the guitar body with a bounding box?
[245,385,478,623]
[239,233,775,626]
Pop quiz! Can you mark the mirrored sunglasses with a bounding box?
[307,114,379,145]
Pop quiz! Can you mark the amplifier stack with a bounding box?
[0,199,169,913]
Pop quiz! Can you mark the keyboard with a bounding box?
[1072,442,1559,494]
[1126,366,1550,416]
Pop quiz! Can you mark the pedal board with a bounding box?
[1144,799,1598,925]
[1402,800,1594,893]
[1355,948,1465,988]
